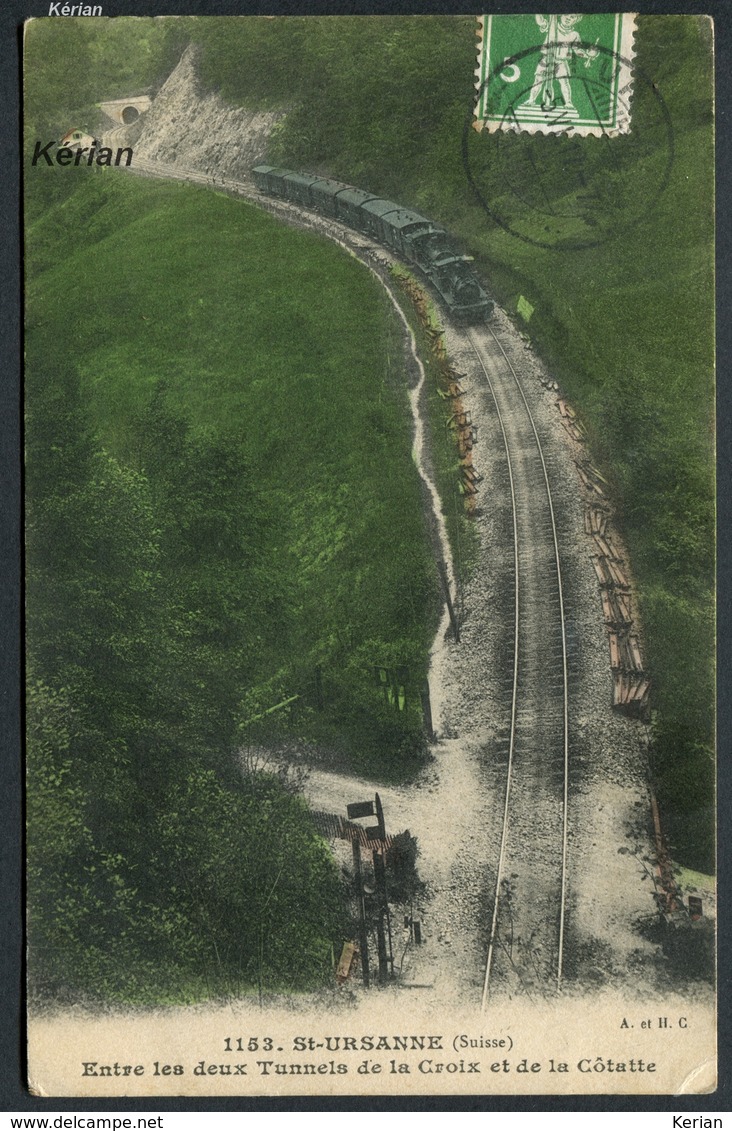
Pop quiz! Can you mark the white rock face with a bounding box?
[133,44,283,179]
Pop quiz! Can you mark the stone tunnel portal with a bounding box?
[99,96,152,127]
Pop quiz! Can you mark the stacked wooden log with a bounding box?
[556,399,650,716]
[392,267,479,513]
[593,540,651,712]
[440,364,481,512]
[584,501,610,537]
[557,396,586,442]
[394,268,434,331]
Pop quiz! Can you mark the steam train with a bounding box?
[252,165,493,324]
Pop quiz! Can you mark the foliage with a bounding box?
[25,165,436,998]
[24,16,187,134]
[386,831,425,905]
[187,14,713,869]
[25,376,346,1002]
[23,18,189,222]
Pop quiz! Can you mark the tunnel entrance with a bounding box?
[99,95,151,126]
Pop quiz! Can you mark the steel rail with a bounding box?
[468,325,570,1002]
[467,330,521,1012]
[117,154,571,995]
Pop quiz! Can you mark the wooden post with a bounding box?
[375,793,386,841]
[374,848,394,980]
[351,839,370,987]
[376,909,389,984]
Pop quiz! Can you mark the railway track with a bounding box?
[115,151,573,1005]
[465,326,570,1007]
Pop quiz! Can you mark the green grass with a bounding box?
[28,172,439,777]
[210,12,713,870]
[26,13,715,865]
[674,867,715,894]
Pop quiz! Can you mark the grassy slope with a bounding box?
[27,12,715,865]
[193,13,712,869]
[28,172,438,776]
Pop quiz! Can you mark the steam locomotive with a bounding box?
[252,165,493,324]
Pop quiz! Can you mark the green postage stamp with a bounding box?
[474,14,637,135]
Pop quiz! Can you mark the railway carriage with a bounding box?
[282,170,321,206]
[252,164,493,323]
[333,186,379,229]
[360,197,402,244]
[363,200,432,256]
[309,177,350,217]
[253,165,287,196]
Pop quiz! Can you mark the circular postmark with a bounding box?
[463,41,675,251]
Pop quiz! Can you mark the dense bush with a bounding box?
[24,347,346,1000]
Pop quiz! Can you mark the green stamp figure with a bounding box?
[475,14,637,136]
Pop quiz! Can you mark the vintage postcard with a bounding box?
[24,13,716,1097]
